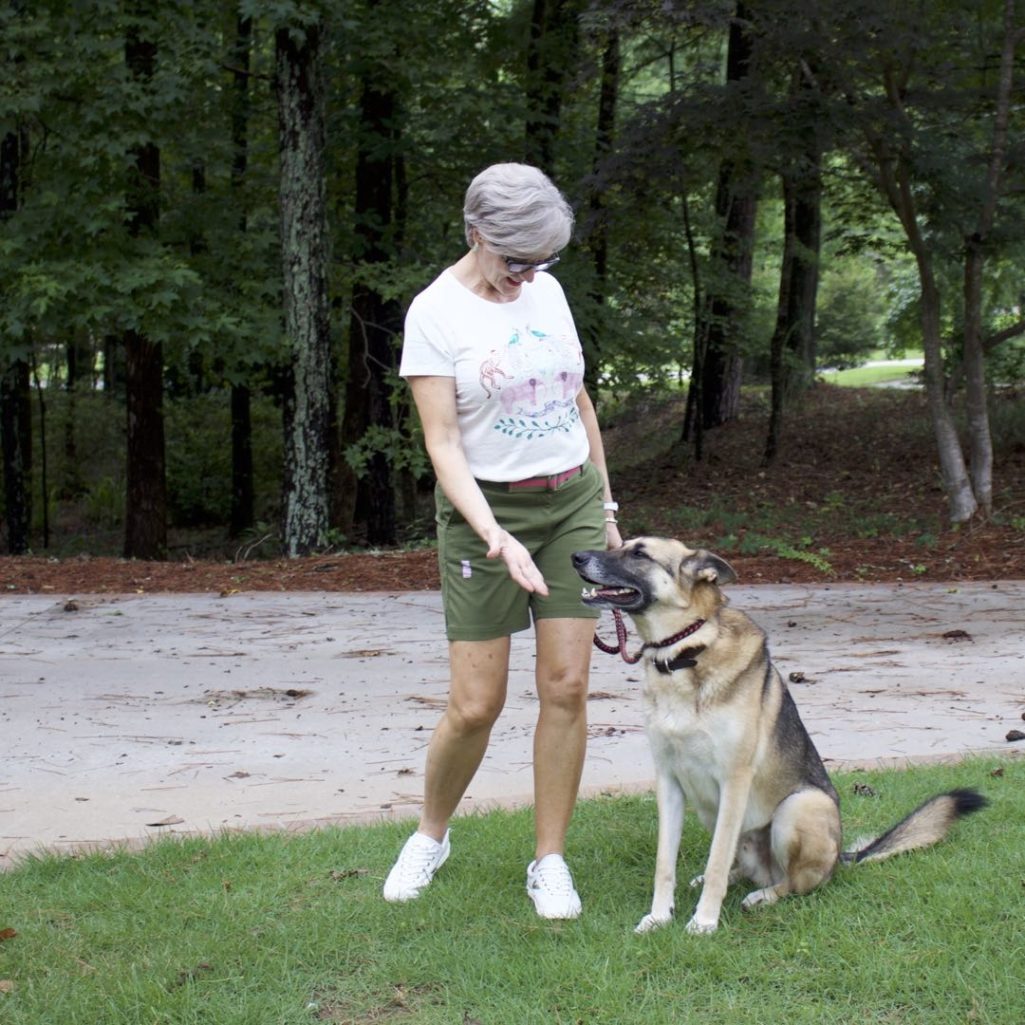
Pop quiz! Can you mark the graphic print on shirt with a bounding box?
[483,327,583,440]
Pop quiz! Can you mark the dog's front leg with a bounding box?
[635,771,685,934]
[687,772,753,935]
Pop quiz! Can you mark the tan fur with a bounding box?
[572,537,987,934]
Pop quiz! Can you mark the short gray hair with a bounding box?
[463,163,574,256]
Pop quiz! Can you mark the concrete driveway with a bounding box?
[2,581,1023,867]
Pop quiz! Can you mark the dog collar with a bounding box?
[594,612,706,666]
[641,618,705,656]
[642,618,706,673]
[653,645,706,674]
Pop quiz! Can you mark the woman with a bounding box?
[383,163,621,919]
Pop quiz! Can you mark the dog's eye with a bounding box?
[630,548,652,561]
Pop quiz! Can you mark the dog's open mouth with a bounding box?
[579,582,642,609]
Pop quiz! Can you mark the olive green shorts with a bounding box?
[435,462,606,641]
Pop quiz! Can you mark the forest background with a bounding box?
[2,0,1024,584]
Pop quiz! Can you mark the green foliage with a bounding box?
[815,258,888,369]
[344,424,429,480]
[83,476,124,531]
[744,535,834,575]
[986,339,1025,388]
[2,0,1023,550]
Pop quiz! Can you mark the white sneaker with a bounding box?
[382,830,450,902]
[526,853,582,919]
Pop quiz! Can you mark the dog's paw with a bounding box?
[741,887,778,911]
[634,912,672,934]
[685,914,719,935]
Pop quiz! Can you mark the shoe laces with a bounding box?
[397,836,441,884]
[532,855,574,894]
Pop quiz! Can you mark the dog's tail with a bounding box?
[840,788,987,865]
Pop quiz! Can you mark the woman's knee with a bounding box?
[537,666,589,714]
[446,692,505,733]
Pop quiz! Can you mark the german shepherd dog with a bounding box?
[573,538,986,935]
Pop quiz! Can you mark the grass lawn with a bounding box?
[818,361,923,387]
[1,758,1019,1024]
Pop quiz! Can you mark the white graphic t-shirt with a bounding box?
[400,269,590,482]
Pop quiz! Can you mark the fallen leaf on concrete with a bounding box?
[405,694,446,708]
[203,687,312,708]
[941,629,973,642]
[146,815,185,827]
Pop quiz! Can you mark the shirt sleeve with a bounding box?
[399,289,455,378]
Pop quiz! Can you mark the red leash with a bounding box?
[593,610,708,667]
[592,608,642,664]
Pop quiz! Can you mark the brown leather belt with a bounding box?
[498,465,583,491]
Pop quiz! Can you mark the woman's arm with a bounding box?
[409,375,549,594]
[577,387,623,549]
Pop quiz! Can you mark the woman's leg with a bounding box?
[532,617,595,859]
[417,635,511,840]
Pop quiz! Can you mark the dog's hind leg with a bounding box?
[690,829,771,890]
[742,788,840,911]
[635,772,686,934]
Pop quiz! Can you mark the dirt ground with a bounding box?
[1,386,1023,594]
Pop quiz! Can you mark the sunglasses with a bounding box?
[503,253,561,274]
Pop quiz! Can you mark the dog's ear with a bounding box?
[682,550,738,587]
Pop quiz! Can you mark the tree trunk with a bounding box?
[103,335,127,396]
[1,114,32,553]
[963,243,993,516]
[230,384,254,538]
[229,14,255,538]
[340,26,404,547]
[276,21,332,556]
[959,0,1016,518]
[66,333,94,390]
[680,194,710,461]
[124,331,168,557]
[524,0,582,175]
[880,143,977,521]
[917,254,977,522]
[123,7,167,559]
[0,360,31,554]
[764,125,821,464]
[581,25,619,397]
[692,2,757,433]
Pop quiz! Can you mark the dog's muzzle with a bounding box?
[572,550,646,611]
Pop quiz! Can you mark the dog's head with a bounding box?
[572,538,737,622]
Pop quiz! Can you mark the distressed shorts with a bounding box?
[435,461,606,642]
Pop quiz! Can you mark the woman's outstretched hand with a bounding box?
[485,527,549,595]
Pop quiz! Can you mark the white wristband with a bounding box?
[602,501,619,511]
